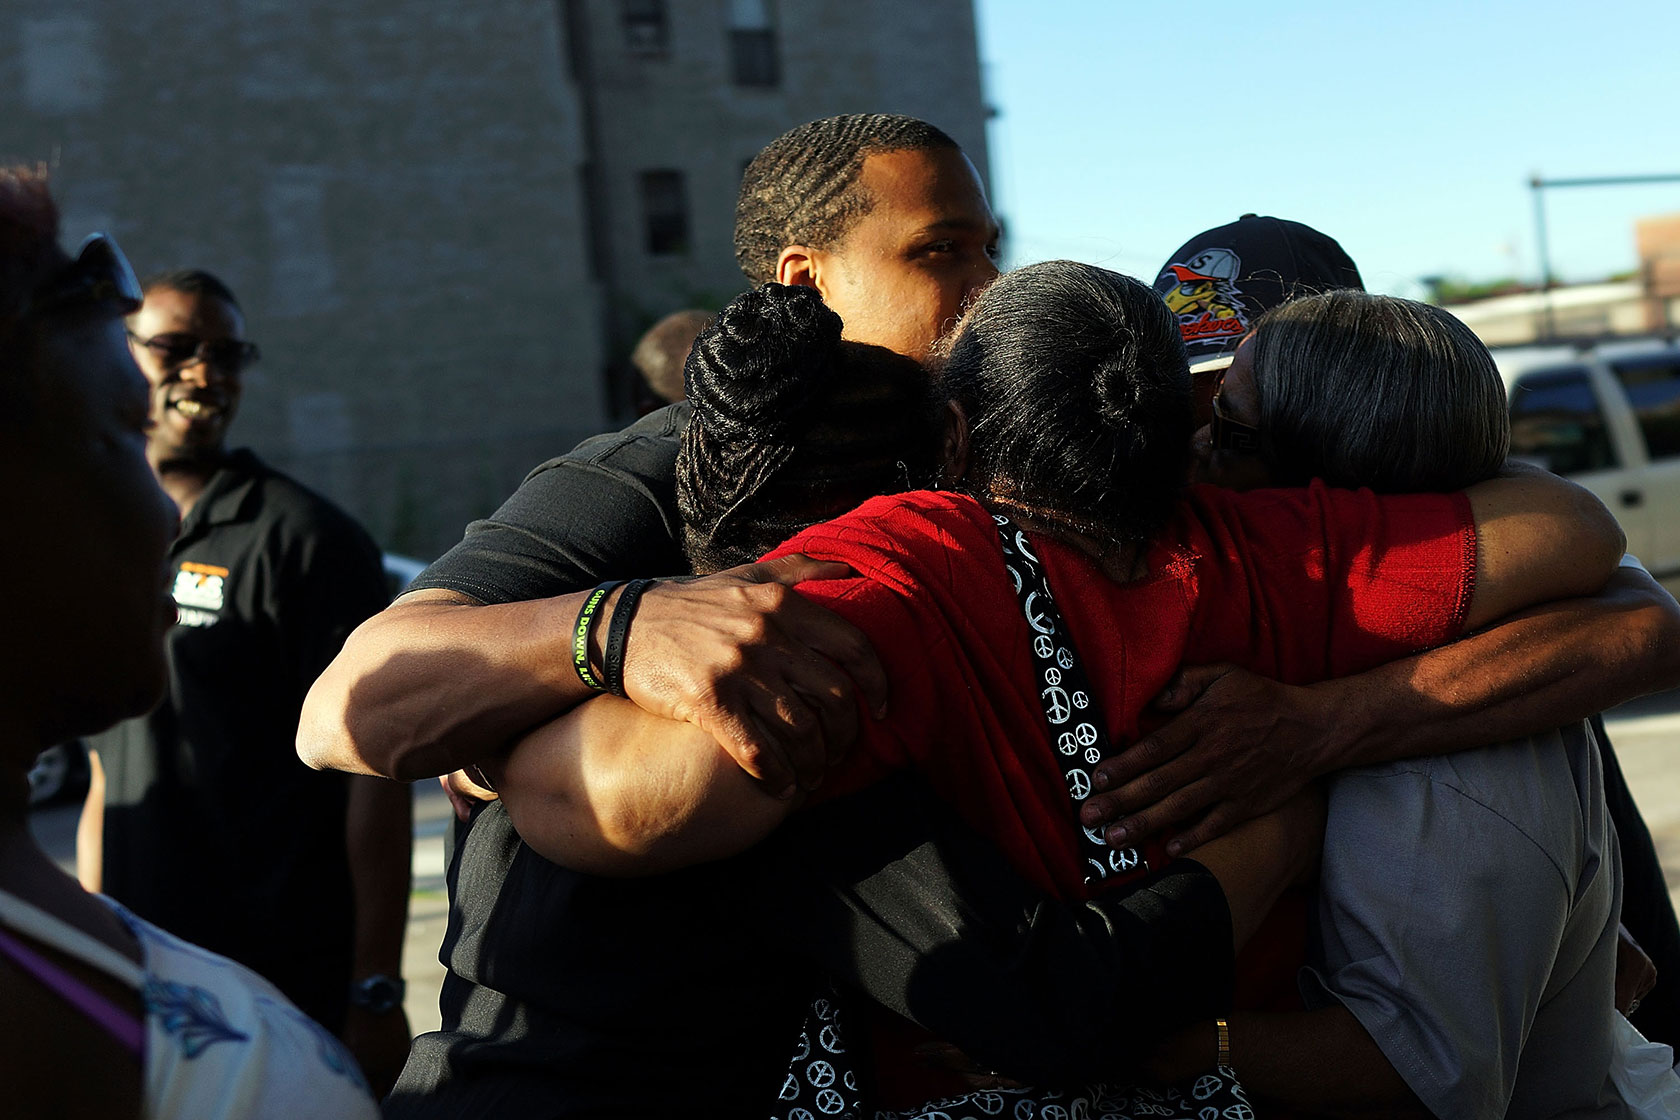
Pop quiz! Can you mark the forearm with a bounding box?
[1153,1008,1427,1118]
[769,777,1235,1085]
[298,589,601,780]
[1319,568,1680,773]
[491,696,797,876]
[1182,796,1317,950]
[345,775,412,979]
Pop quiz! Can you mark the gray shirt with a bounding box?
[1303,720,1630,1119]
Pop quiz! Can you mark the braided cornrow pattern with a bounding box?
[734,114,959,284]
[677,283,941,572]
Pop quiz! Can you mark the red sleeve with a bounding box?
[763,492,1033,800]
[1182,481,1476,683]
[767,491,1149,895]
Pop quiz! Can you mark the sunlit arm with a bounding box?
[488,696,800,876]
[1459,463,1625,631]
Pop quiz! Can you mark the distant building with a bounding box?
[2,0,991,556]
[1637,212,1680,333]
[1447,282,1648,347]
[1445,210,1680,348]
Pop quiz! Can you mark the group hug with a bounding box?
[4,113,1680,1119]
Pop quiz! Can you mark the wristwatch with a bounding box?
[349,973,406,1016]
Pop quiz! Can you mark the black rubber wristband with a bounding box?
[602,578,653,698]
[572,580,622,692]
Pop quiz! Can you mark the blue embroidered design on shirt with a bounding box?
[254,996,370,1092]
[143,978,250,1058]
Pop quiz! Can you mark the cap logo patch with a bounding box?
[1158,246,1249,345]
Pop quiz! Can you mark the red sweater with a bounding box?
[767,483,1474,1101]
[771,482,1474,901]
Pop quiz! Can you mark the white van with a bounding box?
[1496,335,1680,584]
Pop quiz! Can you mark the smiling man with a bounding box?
[80,269,415,1095]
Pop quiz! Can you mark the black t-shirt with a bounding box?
[413,403,692,602]
[387,779,1234,1120]
[90,450,389,1028]
[387,415,1236,1116]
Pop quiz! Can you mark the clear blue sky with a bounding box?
[974,0,1680,297]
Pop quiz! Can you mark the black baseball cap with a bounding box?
[1154,214,1364,372]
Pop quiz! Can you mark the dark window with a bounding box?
[1612,354,1680,462]
[620,0,667,55]
[728,0,778,87]
[640,170,689,256]
[1508,366,1618,475]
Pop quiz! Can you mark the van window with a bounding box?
[1508,367,1618,475]
[1611,354,1680,462]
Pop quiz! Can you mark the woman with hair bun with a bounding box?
[492,263,1631,1113]
[675,282,940,574]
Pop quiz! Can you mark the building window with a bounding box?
[728,0,779,88]
[640,170,690,256]
[620,0,667,55]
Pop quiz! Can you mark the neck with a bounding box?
[150,449,224,517]
[999,506,1145,582]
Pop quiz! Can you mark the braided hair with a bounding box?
[677,283,940,572]
[734,114,960,284]
[937,260,1193,547]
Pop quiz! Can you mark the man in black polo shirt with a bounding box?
[304,118,1680,1114]
[80,269,414,1094]
[306,115,1260,1117]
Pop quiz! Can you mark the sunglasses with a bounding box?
[1209,392,1261,454]
[27,233,143,317]
[126,330,261,373]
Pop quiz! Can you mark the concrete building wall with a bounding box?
[2,0,990,558]
[4,1,604,557]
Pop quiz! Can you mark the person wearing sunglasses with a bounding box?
[1105,288,1677,1115]
[78,269,413,1095]
[485,263,1653,1116]
[0,166,378,1118]
[1120,219,1680,1060]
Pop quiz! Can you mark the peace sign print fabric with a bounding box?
[877,1070,1253,1120]
[769,983,867,1120]
[993,515,1146,887]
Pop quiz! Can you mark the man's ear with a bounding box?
[940,399,970,484]
[776,246,822,293]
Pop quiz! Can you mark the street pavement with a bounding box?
[28,690,1680,1040]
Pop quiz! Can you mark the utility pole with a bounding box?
[1529,172,1680,341]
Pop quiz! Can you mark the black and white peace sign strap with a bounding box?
[769,981,868,1120]
[993,514,1147,887]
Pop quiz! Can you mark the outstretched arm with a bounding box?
[767,777,1322,1086]
[1458,461,1625,631]
[1083,466,1645,853]
[1083,564,1680,854]
[298,557,886,797]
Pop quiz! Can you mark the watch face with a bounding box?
[353,975,404,1015]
